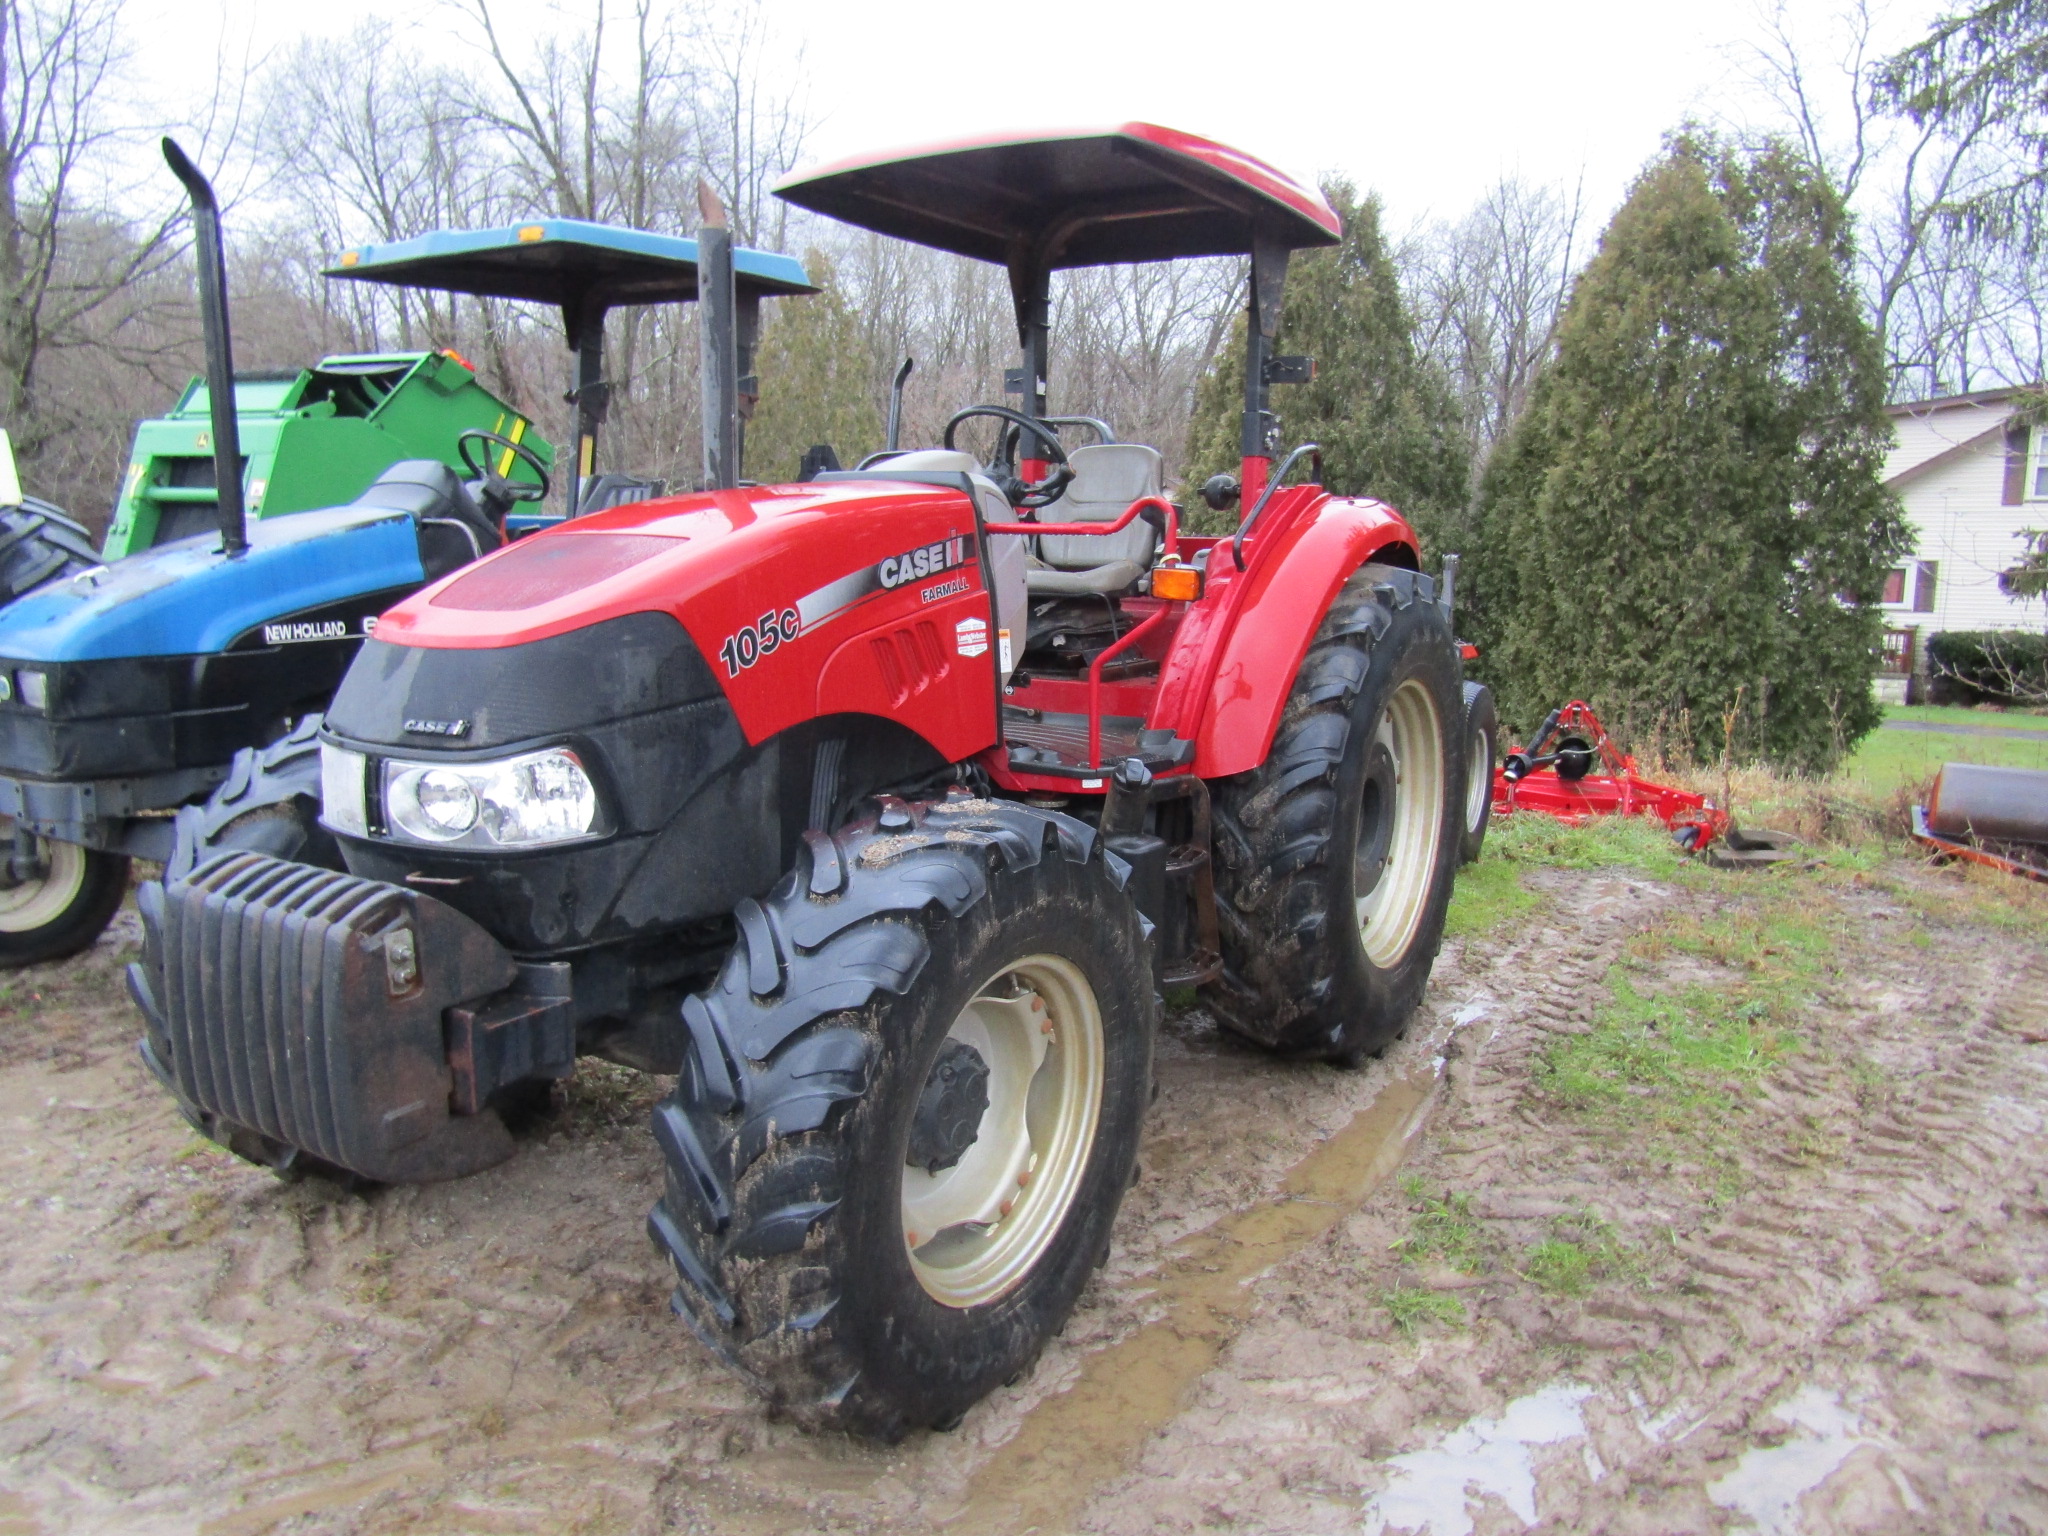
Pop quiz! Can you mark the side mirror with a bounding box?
[1199,474,1240,512]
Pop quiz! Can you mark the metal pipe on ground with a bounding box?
[1927,763,2048,846]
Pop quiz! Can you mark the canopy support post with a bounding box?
[564,301,610,517]
[1239,229,1289,510]
[1009,261,1051,423]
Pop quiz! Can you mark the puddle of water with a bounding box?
[1360,1381,1595,1536]
[945,1063,1440,1534]
[1706,1386,1875,1536]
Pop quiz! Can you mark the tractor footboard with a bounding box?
[128,851,573,1183]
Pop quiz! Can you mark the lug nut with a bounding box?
[1018,1169,1032,1187]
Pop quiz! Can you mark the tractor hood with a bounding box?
[367,476,993,755]
[0,506,425,663]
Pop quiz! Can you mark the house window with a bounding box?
[1913,560,1938,612]
[1881,568,1907,604]
[2032,425,2048,500]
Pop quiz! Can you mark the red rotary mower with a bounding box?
[1495,701,1729,847]
[128,124,1482,1437]
[1490,700,1801,867]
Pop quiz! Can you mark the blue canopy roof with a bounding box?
[323,219,815,313]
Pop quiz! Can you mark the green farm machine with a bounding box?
[104,349,547,558]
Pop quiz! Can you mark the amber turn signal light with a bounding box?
[1149,563,1203,602]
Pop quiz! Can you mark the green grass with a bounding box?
[1483,809,1689,876]
[1524,1239,1592,1295]
[1844,714,2048,790]
[1380,1286,1467,1333]
[1534,892,1840,1182]
[1444,855,1541,939]
[1884,703,2048,732]
[1390,1179,1485,1272]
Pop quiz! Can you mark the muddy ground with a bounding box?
[0,844,2043,1535]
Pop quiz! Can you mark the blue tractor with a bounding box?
[0,141,811,964]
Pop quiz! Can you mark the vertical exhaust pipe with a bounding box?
[161,138,247,557]
[696,181,738,491]
[886,355,914,450]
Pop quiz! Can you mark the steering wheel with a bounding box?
[941,405,1074,509]
[457,429,551,517]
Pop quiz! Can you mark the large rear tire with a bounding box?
[164,717,340,882]
[1209,564,1462,1062]
[647,792,1155,1439]
[0,832,128,967]
[1459,681,1499,865]
[0,499,100,602]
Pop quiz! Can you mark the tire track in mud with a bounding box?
[1060,866,1685,1535]
[949,868,1677,1536]
[1062,865,2048,1535]
[9,873,2043,1535]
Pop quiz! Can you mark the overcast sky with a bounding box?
[123,0,1950,234]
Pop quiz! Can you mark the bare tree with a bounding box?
[1404,176,1585,481]
[688,0,807,249]
[0,0,190,463]
[1734,0,2038,397]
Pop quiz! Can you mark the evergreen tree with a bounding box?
[743,253,883,484]
[1184,182,1468,550]
[1470,135,1909,774]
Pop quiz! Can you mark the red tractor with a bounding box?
[130,125,1475,1437]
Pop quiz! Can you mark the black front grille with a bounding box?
[136,851,524,1182]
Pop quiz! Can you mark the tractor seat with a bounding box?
[352,459,501,579]
[1025,443,1165,595]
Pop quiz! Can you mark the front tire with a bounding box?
[164,717,340,882]
[0,832,128,967]
[647,792,1155,1439]
[1210,564,1462,1061]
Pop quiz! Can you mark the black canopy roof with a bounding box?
[774,123,1341,269]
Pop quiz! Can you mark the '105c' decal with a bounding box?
[719,608,801,677]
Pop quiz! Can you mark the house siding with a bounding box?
[1888,433,2046,635]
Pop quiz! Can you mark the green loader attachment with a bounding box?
[103,350,551,558]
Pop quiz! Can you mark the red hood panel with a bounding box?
[377,480,969,649]
[372,478,994,754]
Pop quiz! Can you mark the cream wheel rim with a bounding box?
[1354,679,1446,967]
[0,830,87,933]
[903,954,1105,1309]
[1466,725,1492,835]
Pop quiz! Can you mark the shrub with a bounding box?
[1926,630,2048,704]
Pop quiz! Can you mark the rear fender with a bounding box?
[1194,496,1420,777]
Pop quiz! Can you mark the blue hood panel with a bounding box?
[0,507,426,662]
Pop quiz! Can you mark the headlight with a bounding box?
[16,670,48,711]
[383,746,601,850]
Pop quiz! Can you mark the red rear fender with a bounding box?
[1192,495,1421,777]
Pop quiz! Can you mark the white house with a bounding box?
[1877,386,2046,703]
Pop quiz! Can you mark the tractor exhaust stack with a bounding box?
[161,138,248,558]
[886,355,914,450]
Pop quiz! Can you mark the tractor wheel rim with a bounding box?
[0,832,87,933]
[1465,726,1491,835]
[903,954,1104,1309]
[1354,678,1446,967]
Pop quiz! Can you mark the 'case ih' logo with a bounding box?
[878,536,967,590]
